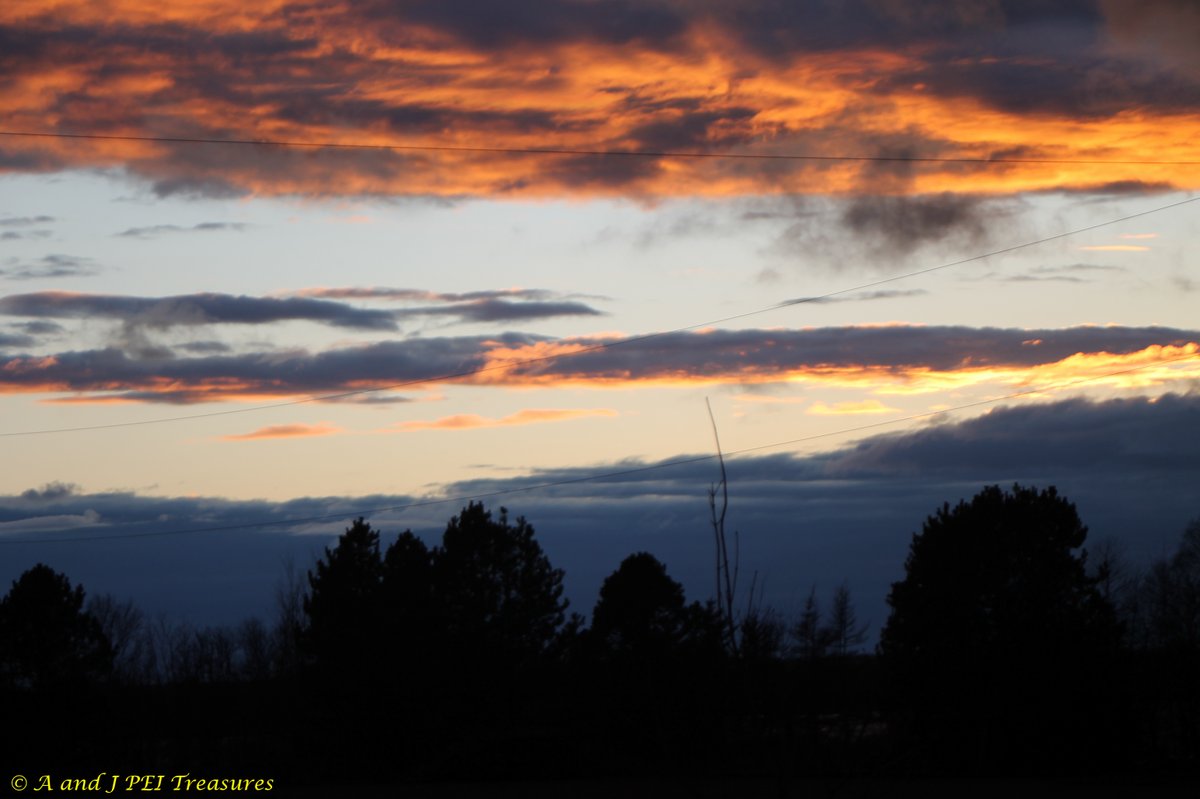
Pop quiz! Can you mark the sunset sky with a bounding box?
[2,0,1198,629]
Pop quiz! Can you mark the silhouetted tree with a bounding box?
[303,517,383,673]
[0,564,112,689]
[236,617,273,681]
[591,552,690,659]
[381,530,435,674]
[583,552,725,768]
[825,582,868,657]
[792,587,829,660]
[272,556,306,677]
[87,593,150,683]
[1132,518,1200,764]
[880,484,1118,772]
[432,503,567,665]
[739,606,787,662]
[883,484,1112,663]
[1139,518,1200,652]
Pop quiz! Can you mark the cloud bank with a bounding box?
[0,324,1194,403]
[2,1,1198,198]
[0,288,604,337]
[2,393,1196,632]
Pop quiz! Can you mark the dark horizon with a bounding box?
[3,392,1197,636]
[3,484,1198,788]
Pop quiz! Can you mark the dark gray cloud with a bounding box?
[115,222,249,239]
[321,393,414,406]
[1,230,52,241]
[1102,0,1200,79]
[766,193,1023,270]
[295,287,605,324]
[702,0,1200,119]
[0,254,100,280]
[0,324,1193,403]
[148,175,246,200]
[19,481,79,501]
[1044,180,1178,197]
[970,262,1129,284]
[696,0,1007,56]
[14,320,66,335]
[2,392,1196,635]
[0,291,399,331]
[542,151,667,190]
[0,491,340,625]
[2,320,67,347]
[623,106,759,152]
[872,40,1200,120]
[362,0,688,50]
[828,392,1200,477]
[1035,263,1125,274]
[405,298,603,324]
[278,97,574,141]
[839,194,994,257]
[992,273,1088,284]
[0,215,55,227]
[627,188,1012,263]
[0,332,35,349]
[0,216,56,242]
[782,289,929,305]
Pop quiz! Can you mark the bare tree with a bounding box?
[1137,520,1200,652]
[825,582,869,657]
[87,593,152,683]
[236,618,273,681]
[706,398,739,654]
[272,555,307,675]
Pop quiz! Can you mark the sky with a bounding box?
[1,0,1199,633]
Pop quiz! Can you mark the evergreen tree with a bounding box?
[381,530,435,674]
[591,552,689,658]
[303,517,383,673]
[793,586,828,660]
[432,503,567,664]
[881,484,1112,666]
[825,582,868,657]
[880,484,1118,771]
[0,564,112,689]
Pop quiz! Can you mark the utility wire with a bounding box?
[2,348,1195,544]
[3,193,1197,438]
[3,129,1200,166]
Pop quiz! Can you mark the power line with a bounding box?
[2,348,1195,544]
[3,193,1197,438]
[3,128,1200,166]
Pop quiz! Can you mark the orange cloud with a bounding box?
[870,344,1200,396]
[474,340,1200,395]
[3,3,1199,198]
[2,327,1196,404]
[1079,245,1151,252]
[221,423,341,441]
[389,408,617,432]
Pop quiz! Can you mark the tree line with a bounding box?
[2,487,1198,783]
